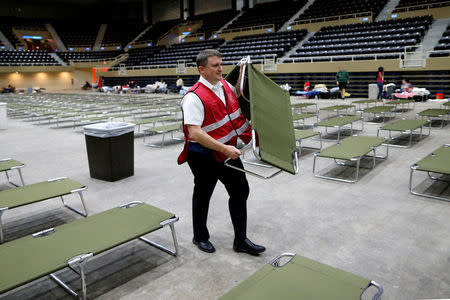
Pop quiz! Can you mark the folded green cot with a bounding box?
[0,201,179,300]
[220,253,383,300]
[315,115,364,141]
[313,136,388,183]
[320,104,355,117]
[143,123,183,147]
[0,177,87,243]
[224,59,299,179]
[417,108,449,128]
[0,158,25,187]
[361,106,395,123]
[410,144,450,202]
[295,129,322,155]
[377,118,430,148]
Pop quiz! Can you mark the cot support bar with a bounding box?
[60,187,88,217]
[409,164,450,202]
[369,280,384,300]
[139,216,180,256]
[0,208,7,243]
[50,253,93,300]
[268,253,296,268]
[5,165,25,187]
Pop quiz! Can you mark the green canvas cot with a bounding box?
[410,144,450,202]
[0,201,179,299]
[220,253,383,300]
[0,158,25,187]
[225,61,299,177]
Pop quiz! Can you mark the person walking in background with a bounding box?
[376,67,384,100]
[176,76,184,92]
[335,66,349,100]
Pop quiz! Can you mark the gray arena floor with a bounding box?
[1,93,449,300]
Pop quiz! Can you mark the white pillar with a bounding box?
[0,103,7,130]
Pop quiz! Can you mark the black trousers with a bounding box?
[187,150,249,242]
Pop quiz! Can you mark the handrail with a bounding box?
[393,1,450,12]
[68,54,126,63]
[278,51,404,63]
[291,12,373,26]
[214,24,274,35]
[157,20,203,44]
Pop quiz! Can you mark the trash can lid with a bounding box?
[84,122,135,138]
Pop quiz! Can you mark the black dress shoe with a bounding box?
[193,238,216,253]
[233,238,266,255]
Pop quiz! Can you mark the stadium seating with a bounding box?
[291,16,432,60]
[393,0,450,12]
[188,9,239,38]
[226,0,307,31]
[146,39,225,65]
[122,46,165,66]
[0,24,22,48]
[219,30,307,63]
[430,25,450,57]
[102,23,147,47]
[57,50,123,62]
[55,23,100,48]
[0,50,61,66]
[296,0,388,21]
[135,19,182,44]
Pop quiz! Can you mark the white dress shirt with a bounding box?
[181,76,237,126]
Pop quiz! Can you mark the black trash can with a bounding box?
[84,122,135,182]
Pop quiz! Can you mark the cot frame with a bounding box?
[416,110,449,128]
[409,144,450,202]
[315,116,364,142]
[313,139,389,183]
[361,107,395,124]
[0,177,88,243]
[225,130,299,179]
[0,158,25,187]
[143,125,183,148]
[1,201,179,300]
[268,253,384,300]
[377,119,431,148]
[296,131,322,156]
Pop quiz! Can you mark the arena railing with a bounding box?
[277,52,403,63]
[157,20,203,45]
[214,24,275,35]
[290,12,373,26]
[0,62,61,66]
[393,1,450,12]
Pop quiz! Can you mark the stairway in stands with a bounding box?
[279,31,315,62]
[0,30,13,50]
[93,24,108,51]
[279,0,315,32]
[214,10,243,35]
[421,18,450,58]
[49,53,67,66]
[375,0,401,21]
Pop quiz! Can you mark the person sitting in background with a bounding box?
[393,79,415,99]
[400,79,412,92]
[303,81,310,91]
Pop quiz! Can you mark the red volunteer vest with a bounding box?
[177,78,252,164]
